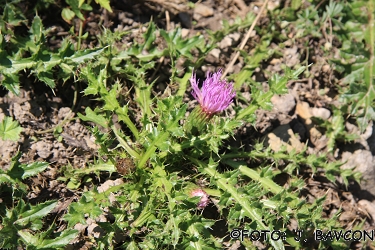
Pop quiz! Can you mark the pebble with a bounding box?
[194,3,214,17]
[358,200,375,221]
[209,48,220,59]
[271,93,296,113]
[311,107,331,120]
[341,150,375,199]
[219,36,233,49]
[322,64,330,73]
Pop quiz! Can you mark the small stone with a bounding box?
[87,223,105,238]
[194,3,214,17]
[58,107,72,120]
[271,94,296,113]
[267,0,280,11]
[296,101,312,120]
[322,64,330,73]
[181,28,189,38]
[219,36,233,49]
[228,33,241,42]
[209,48,220,59]
[358,200,375,221]
[341,150,375,199]
[283,46,300,67]
[311,107,331,120]
[324,42,332,51]
[270,58,282,65]
[265,124,304,153]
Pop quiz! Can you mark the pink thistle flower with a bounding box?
[190,189,210,209]
[191,69,236,117]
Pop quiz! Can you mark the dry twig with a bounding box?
[222,0,269,80]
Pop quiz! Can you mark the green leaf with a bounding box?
[7,162,49,181]
[291,0,302,10]
[61,8,76,23]
[65,0,85,20]
[41,229,79,248]
[165,215,180,247]
[116,106,139,140]
[234,39,272,89]
[37,71,55,88]
[112,125,140,159]
[68,47,106,64]
[18,230,38,245]
[15,200,58,226]
[63,191,103,227]
[2,4,26,27]
[1,58,36,75]
[95,0,112,12]
[142,22,157,51]
[78,107,108,128]
[102,84,120,111]
[176,70,192,97]
[4,151,48,182]
[81,66,107,96]
[160,28,204,59]
[236,104,258,120]
[234,67,253,89]
[0,116,22,141]
[20,162,49,179]
[66,178,81,190]
[80,3,93,11]
[31,15,42,43]
[1,73,20,95]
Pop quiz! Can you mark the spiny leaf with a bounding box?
[7,161,49,180]
[68,47,106,63]
[15,200,58,226]
[63,192,103,228]
[31,15,42,43]
[78,107,109,128]
[0,73,20,95]
[102,83,120,111]
[41,229,79,248]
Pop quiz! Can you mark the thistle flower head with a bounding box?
[190,69,236,117]
[190,188,210,209]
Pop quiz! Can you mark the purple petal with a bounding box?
[190,69,235,115]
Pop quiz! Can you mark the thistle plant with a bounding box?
[185,69,236,134]
[0,0,367,249]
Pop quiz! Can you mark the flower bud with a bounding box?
[190,188,210,209]
[185,69,236,134]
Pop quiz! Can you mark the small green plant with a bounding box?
[334,0,375,132]
[0,3,106,94]
[0,153,78,249]
[0,116,22,141]
[1,199,78,249]
[61,0,112,50]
